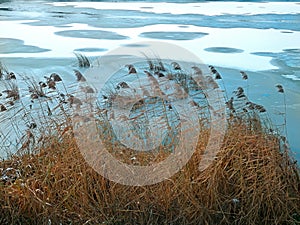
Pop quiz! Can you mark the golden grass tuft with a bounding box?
[0,116,299,225]
[0,60,299,224]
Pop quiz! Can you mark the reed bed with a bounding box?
[0,59,299,225]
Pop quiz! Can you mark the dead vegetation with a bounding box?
[0,59,299,225]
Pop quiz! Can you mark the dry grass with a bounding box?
[0,60,299,224]
[0,116,299,225]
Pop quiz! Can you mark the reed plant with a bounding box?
[0,59,299,225]
[74,53,91,68]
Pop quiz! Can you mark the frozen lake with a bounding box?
[0,0,299,162]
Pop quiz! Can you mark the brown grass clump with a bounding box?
[0,60,299,224]
[0,116,299,224]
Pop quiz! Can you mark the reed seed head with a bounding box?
[74,70,86,82]
[276,84,284,93]
[240,71,248,80]
[50,73,62,82]
[171,62,181,70]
